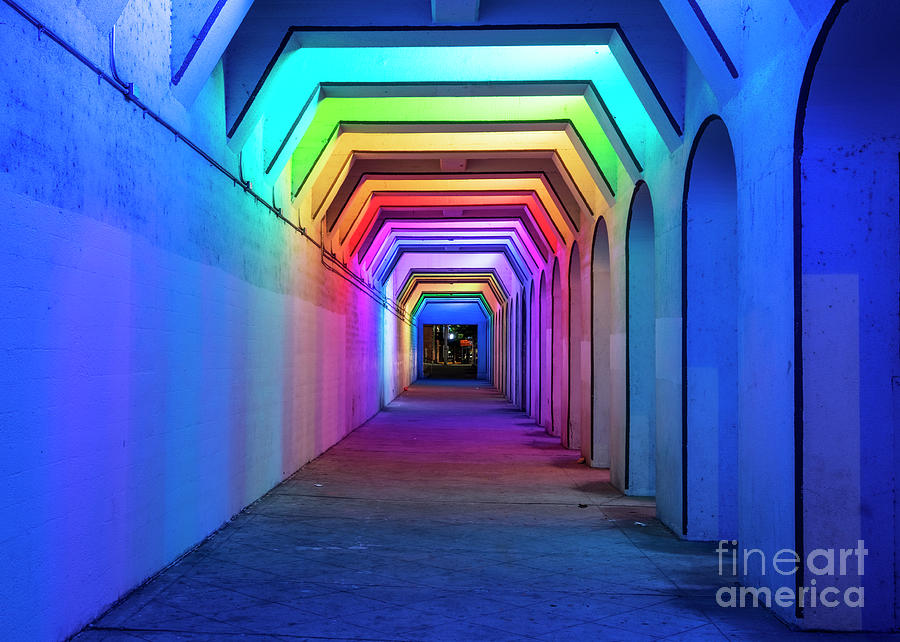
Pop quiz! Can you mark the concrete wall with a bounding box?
[0,3,411,639]
[798,1,899,629]
[514,0,898,629]
[655,0,897,629]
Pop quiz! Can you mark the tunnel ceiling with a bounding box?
[208,3,688,325]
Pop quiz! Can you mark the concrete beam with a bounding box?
[223,22,684,151]
[431,0,479,24]
[76,0,129,32]
[170,0,254,107]
[440,158,467,172]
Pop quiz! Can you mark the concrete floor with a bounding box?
[78,381,841,641]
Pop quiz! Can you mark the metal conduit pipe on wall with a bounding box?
[1,0,408,319]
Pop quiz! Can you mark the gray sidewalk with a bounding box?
[76,381,830,640]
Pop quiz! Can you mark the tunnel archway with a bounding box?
[512,294,520,406]
[796,1,900,629]
[683,115,738,540]
[591,218,612,468]
[501,304,508,393]
[626,182,656,496]
[515,293,521,405]
[540,269,552,430]
[568,242,589,453]
[550,258,566,440]
[496,305,504,392]
[505,298,512,398]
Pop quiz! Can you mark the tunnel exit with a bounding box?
[415,299,490,381]
[422,323,478,378]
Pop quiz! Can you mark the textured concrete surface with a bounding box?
[77,381,826,640]
[0,8,412,638]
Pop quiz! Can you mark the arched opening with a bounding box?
[568,242,589,452]
[550,258,566,439]
[591,219,612,467]
[796,2,900,629]
[540,270,552,429]
[626,182,657,496]
[503,301,510,395]
[512,294,520,406]
[683,116,738,540]
[498,305,505,393]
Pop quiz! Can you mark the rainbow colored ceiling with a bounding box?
[225,28,676,336]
